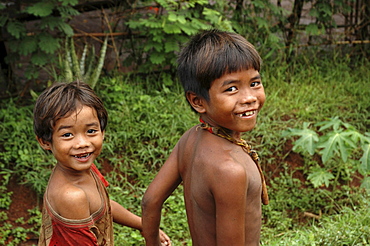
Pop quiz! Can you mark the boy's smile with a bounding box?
[40,105,104,172]
[201,69,265,139]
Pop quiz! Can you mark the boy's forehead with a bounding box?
[53,105,99,127]
[211,69,260,83]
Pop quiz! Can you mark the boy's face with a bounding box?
[201,69,265,136]
[37,105,104,172]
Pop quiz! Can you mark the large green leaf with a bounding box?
[318,131,355,163]
[149,52,166,64]
[307,168,335,188]
[283,122,319,155]
[19,36,38,55]
[38,33,60,54]
[6,21,26,39]
[26,2,54,17]
[31,52,49,66]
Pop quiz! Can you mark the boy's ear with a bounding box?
[36,137,52,151]
[186,91,206,114]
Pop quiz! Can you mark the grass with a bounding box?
[0,54,369,245]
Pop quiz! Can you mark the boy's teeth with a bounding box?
[74,153,91,158]
[239,110,255,117]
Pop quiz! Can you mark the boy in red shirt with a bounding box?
[34,81,171,245]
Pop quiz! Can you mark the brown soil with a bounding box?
[1,175,40,245]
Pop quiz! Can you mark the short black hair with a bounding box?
[33,81,108,143]
[177,29,262,102]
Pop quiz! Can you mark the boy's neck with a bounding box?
[55,163,92,181]
[199,117,241,142]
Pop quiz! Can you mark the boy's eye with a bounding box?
[226,86,237,92]
[62,133,72,138]
[251,81,261,87]
[87,129,98,134]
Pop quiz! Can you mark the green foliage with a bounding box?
[0,208,41,246]
[0,99,53,195]
[228,0,286,59]
[0,0,78,79]
[125,0,233,75]
[262,194,370,245]
[283,117,370,188]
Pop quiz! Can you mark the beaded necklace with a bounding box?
[199,118,269,205]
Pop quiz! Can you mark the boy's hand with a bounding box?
[159,229,171,246]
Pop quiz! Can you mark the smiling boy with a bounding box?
[34,81,171,245]
[141,29,268,246]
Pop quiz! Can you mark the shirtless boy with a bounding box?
[34,81,171,245]
[141,29,269,246]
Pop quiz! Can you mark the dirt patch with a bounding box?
[1,174,40,245]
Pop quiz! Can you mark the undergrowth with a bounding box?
[0,55,369,245]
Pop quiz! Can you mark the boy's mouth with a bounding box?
[237,110,256,117]
[73,152,92,159]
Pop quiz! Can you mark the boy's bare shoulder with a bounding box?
[183,126,248,178]
[48,182,90,219]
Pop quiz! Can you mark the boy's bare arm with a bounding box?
[212,161,248,245]
[142,144,182,246]
[110,200,172,245]
[110,200,142,230]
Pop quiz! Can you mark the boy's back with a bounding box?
[141,29,268,246]
[176,126,262,245]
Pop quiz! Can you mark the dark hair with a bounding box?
[177,29,262,101]
[33,81,108,143]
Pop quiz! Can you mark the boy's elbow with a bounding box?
[141,193,161,212]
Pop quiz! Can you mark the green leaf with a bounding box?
[0,15,8,27]
[318,131,355,163]
[18,36,38,55]
[307,168,335,188]
[38,34,60,54]
[164,39,179,53]
[315,117,349,132]
[168,12,178,22]
[26,2,54,17]
[31,52,49,66]
[360,143,370,173]
[59,0,79,6]
[256,17,269,29]
[252,0,266,8]
[58,22,74,36]
[305,23,320,36]
[150,52,166,64]
[360,176,370,190]
[163,23,182,34]
[57,6,80,17]
[283,123,319,155]
[6,21,26,39]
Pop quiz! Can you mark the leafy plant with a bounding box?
[0,0,79,79]
[0,208,41,246]
[125,0,233,77]
[53,36,108,88]
[283,117,370,189]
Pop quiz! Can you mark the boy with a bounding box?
[141,29,269,246]
[34,81,171,245]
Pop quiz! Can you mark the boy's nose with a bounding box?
[240,91,257,104]
[74,135,90,149]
